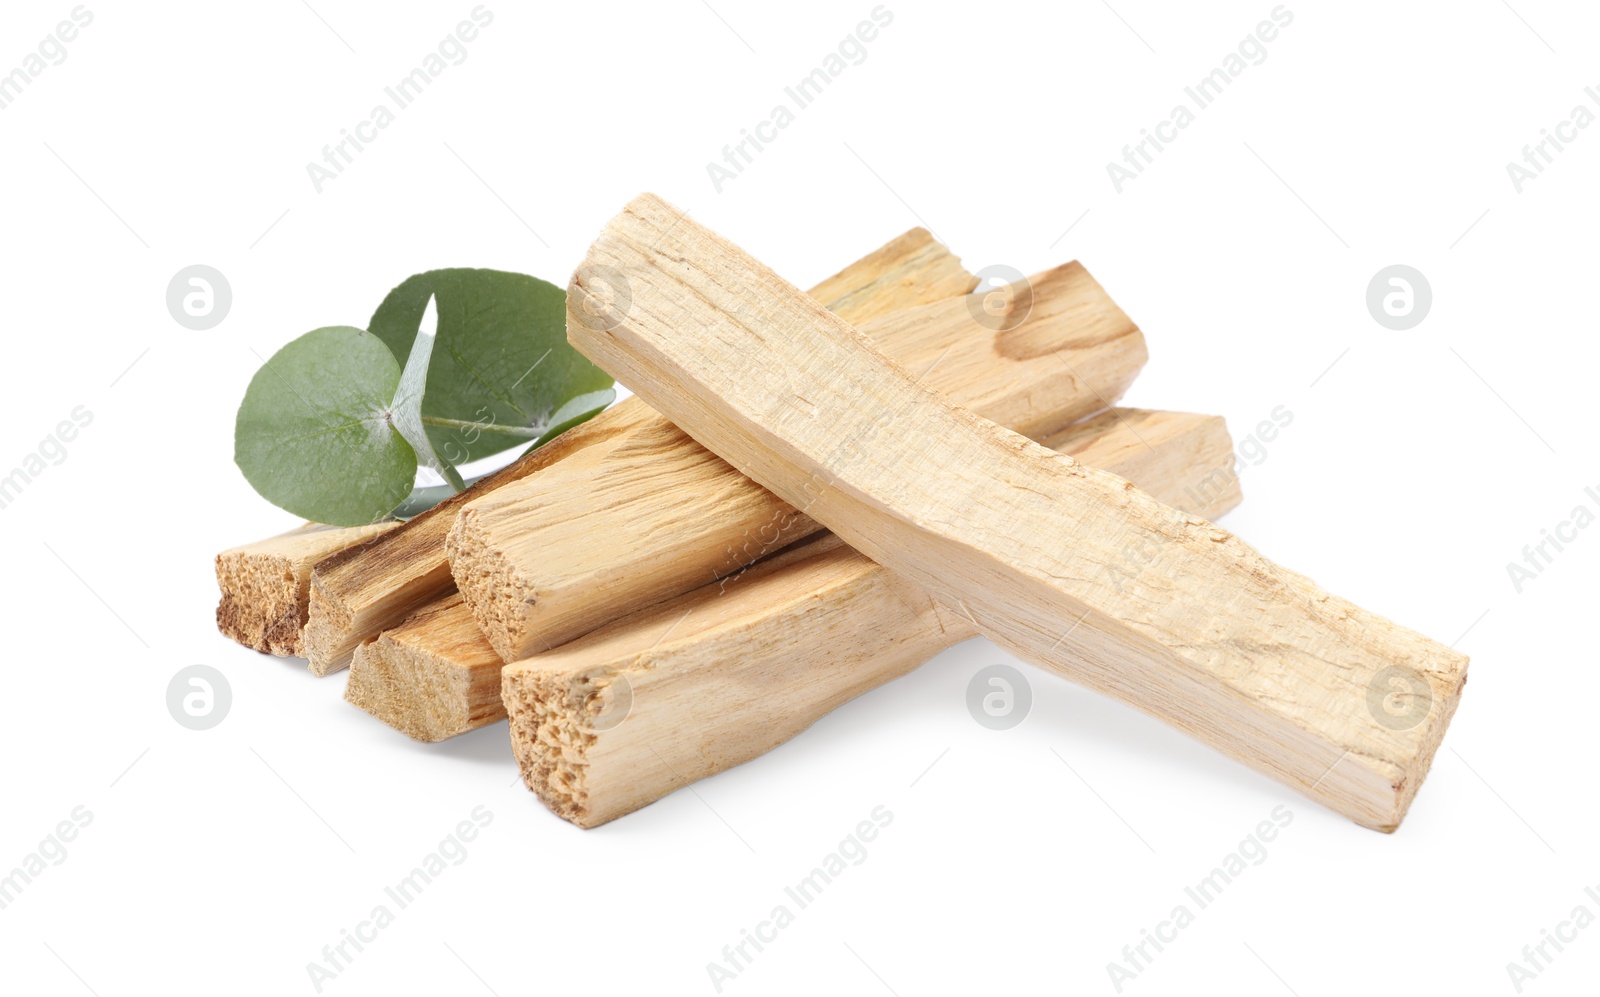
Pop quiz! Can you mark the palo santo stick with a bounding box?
[448,262,1146,659]
[216,521,397,656]
[351,408,1232,743]
[565,194,1469,832]
[345,594,502,741]
[504,408,1241,826]
[301,228,976,676]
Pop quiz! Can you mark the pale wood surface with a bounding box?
[215,521,396,656]
[564,194,1470,832]
[503,408,1241,827]
[344,594,502,742]
[449,263,1146,660]
[300,228,974,676]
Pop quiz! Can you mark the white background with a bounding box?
[1,0,1595,994]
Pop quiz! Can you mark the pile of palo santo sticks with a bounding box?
[217,198,1467,832]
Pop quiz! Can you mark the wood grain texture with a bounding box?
[503,408,1241,827]
[344,594,502,741]
[347,408,1230,745]
[215,521,396,656]
[565,194,1469,832]
[301,228,974,676]
[448,263,1146,660]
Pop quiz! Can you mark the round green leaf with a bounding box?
[234,326,418,526]
[368,269,614,465]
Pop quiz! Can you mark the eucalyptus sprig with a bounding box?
[234,269,613,527]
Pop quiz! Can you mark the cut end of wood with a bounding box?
[214,522,395,657]
[344,595,504,742]
[1322,647,1470,833]
[304,557,458,676]
[445,507,539,663]
[502,662,616,828]
[303,581,358,676]
[215,550,304,656]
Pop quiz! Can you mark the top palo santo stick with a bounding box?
[565,194,1469,832]
[448,261,1146,659]
[300,228,976,675]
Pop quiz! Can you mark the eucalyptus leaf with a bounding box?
[388,295,466,492]
[234,326,417,527]
[368,269,614,466]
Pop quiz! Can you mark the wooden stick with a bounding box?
[215,522,396,656]
[345,594,502,740]
[448,262,1146,660]
[351,408,1233,743]
[301,228,976,675]
[502,408,1241,826]
[564,194,1469,832]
